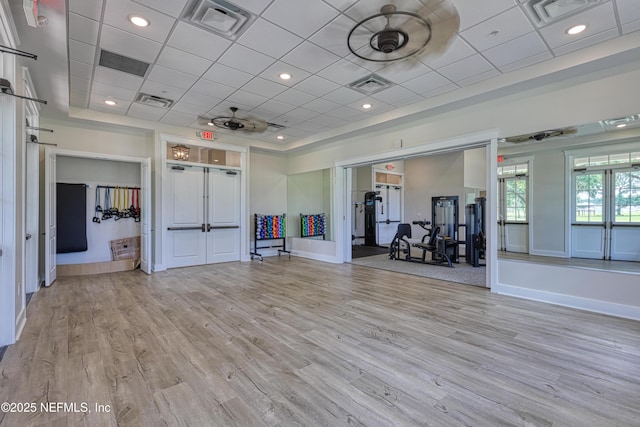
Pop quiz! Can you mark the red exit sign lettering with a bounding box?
[197,130,215,140]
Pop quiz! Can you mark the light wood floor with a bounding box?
[1,257,639,426]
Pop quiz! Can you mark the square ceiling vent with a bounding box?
[348,74,394,96]
[524,0,605,27]
[135,93,174,109]
[183,0,256,40]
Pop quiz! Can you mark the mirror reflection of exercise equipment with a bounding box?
[465,197,486,267]
[364,191,382,246]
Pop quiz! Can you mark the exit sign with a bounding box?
[197,130,215,141]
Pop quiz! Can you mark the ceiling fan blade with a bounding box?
[401,0,460,60]
[239,117,268,133]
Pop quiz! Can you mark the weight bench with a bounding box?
[411,226,454,268]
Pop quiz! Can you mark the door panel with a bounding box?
[140,159,151,274]
[571,226,605,259]
[610,227,640,261]
[504,223,528,253]
[166,166,206,268]
[44,150,56,286]
[207,170,240,263]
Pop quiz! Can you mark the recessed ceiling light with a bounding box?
[616,123,627,128]
[207,121,214,126]
[105,100,117,106]
[129,15,150,27]
[362,103,372,109]
[566,24,586,35]
[279,73,291,80]
[276,135,285,140]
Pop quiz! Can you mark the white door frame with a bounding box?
[335,130,499,289]
[44,148,153,284]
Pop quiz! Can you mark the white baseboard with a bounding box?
[493,283,640,321]
[152,263,166,272]
[291,250,340,264]
[15,306,26,341]
[529,249,568,258]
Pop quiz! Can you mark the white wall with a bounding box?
[403,151,465,237]
[249,150,288,256]
[529,150,566,256]
[464,148,487,190]
[287,169,328,238]
[55,156,141,264]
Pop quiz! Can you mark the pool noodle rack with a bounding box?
[251,213,290,261]
[300,213,326,240]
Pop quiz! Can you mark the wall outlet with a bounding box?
[392,139,403,148]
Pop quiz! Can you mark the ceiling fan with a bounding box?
[346,0,460,63]
[503,127,578,144]
[203,107,269,133]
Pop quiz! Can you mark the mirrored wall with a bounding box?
[287,169,333,241]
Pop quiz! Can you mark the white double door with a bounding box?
[166,165,241,268]
[376,185,402,246]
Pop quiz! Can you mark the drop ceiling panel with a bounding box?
[422,36,475,69]
[552,28,619,56]
[321,87,364,104]
[69,60,93,80]
[278,107,317,122]
[460,7,534,52]
[263,0,339,39]
[167,21,233,61]
[309,15,359,58]
[538,2,617,49]
[68,0,103,21]
[237,18,303,59]
[371,85,419,105]
[622,20,640,35]
[376,61,433,84]
[100,25,163,63]
[422,83,459,99]
[273,88,316,106]
[293,75,341,97]
[91,81,138,101]
[458,68,501,86]
[303,97,341,114]
[155,47,213,76]
[282,42,341,74]
[437,54,498,85]
[171,100,212,116]
[258,62,311,87]
[160,110,198,126]
[69,40,97,65]
[498,50,553,73]
[202,64,254,89]
[147,65,200,90]
[70,76,91,94]
[180,91,223,109]
[323,0,358,11]
[139,81,186,101]
[317,59,371,85]
[325,105,366,121]
[482,32,550,69]
[132,0,189,18]
[69,89,90,108]
[128,103,168,121]
[93,66,144,90]
[453,0,517,31]
[103,0,176,43]
[225,90,269,108]
[68,12,100,45]
[617,0,640,25]
[241,77,288,98]
[235,0,273,15]
[89,100,129,115]
[217,44,276,76]
[402,71,455,95]
[251,99,296,119]
[190,79,236,99]
[307,114,348,128]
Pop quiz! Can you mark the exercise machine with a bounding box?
[465,197,486,267]
[432,196,460,264]
[388,220,455,267]
[364,191,382,246]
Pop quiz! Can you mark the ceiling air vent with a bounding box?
[183,0,256,40]
[524,0,604,27]
[135,93,175,109]
[98,50,150,77]
[348,74,394,96]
